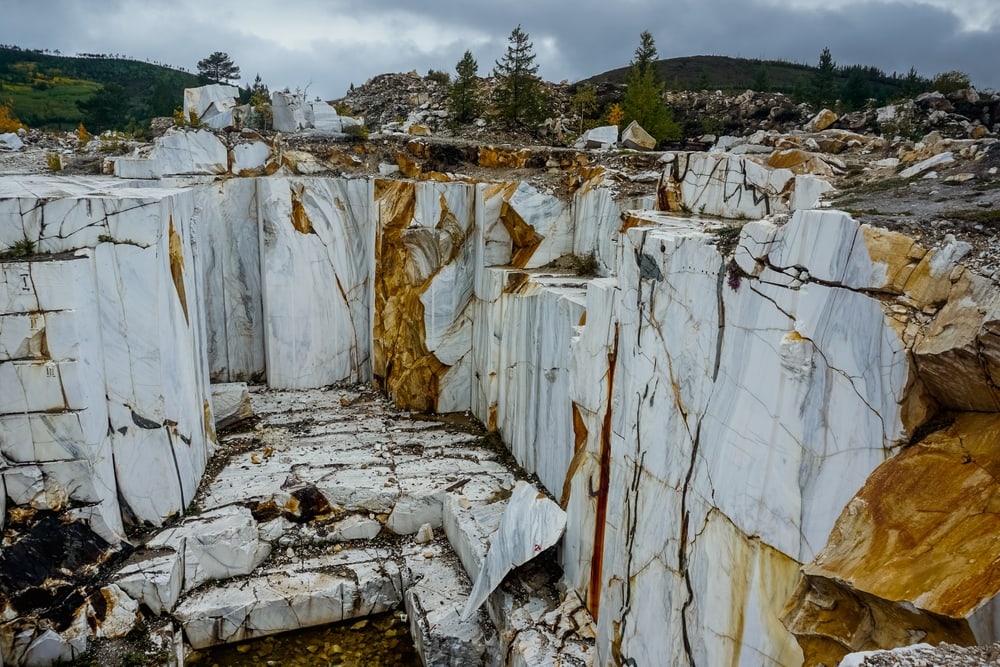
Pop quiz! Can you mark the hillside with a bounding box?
[580,54,923,103]
[0,46,202,131]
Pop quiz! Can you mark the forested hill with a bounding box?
[0,45,202,131]
[580,54,930,105]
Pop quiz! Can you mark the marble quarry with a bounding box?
[1,127,1000,667]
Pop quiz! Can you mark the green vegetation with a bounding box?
[196,51,240,84]
[621,31,681,143]
[810,47,837,108]
[570,252,599,277]
[570,83,599,133]
[492,25,548,127]
[581,53,943,107]
[425,68,450,86]
[0,45,202,130]
[2,238,36,259]
[949,209,1000,226]
[450,50,482,124]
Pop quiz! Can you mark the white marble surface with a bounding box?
[147,505,271,593]
[174,549,405,649]
[462,481,567,619]
[572,175,623,276]
[194,179,265,382]
[660,152,795,219]
[114,129,228,178]
[114,550,184,615]
[231,141,271,175]
[183,84,240,128]
[488,273,587,496]
[258,177,374,388]
[271,91,308,133]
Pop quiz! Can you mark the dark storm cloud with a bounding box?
[1,0,997,101]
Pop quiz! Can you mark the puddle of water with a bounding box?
[187,612,421,666]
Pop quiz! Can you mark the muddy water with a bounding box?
[187,612,421,666]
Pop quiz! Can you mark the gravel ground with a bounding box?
[843,642,1000,666]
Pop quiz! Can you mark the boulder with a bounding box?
[805,108,838,132]
[0,132,24,151]
[782,414,1000,666]
[183,84,240,129]
[271,91,308,132]
[146,505,271,592]
[899,151,955,178]
[621,120,656,150]
[307,100,343,132]
[210,382,254,430]
[573,125,618,150]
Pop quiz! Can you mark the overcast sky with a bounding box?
[2,0,998,100]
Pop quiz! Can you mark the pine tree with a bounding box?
[492,25,548,127]
[621,31,680,144]
[197,51,241,84]
[450,50,482,124]
[811,47,836,108]
[753,66,771,93]
[633,31,658,76]
[840,66,871,111]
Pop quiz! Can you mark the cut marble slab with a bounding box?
[461,481,567,620]
[210,382,254,430]
[173,549,406,649]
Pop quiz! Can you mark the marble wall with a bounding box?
[0,178,216,532]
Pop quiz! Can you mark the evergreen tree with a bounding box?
[77,83,130,131]
[492,25,548,126]
[753,66,771,93]
[197,51,241,84]
[811,47,836,107]
[248,73,271,130]
[633,31,658,76]
[621,31,680,144]
[450,50,482,123]
[841,66,871,111]
[901,66,925,98]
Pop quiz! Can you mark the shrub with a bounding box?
[0,100,25,133]
[3,238,36,259]
[46,153,62,171]
[343,123,369,141]
[426,69,451,85]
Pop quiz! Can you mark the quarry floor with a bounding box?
[76,383,589,666]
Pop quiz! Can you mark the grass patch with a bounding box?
[2,78,100,126]
[839,177,910,196]
[948,209,1000,226]
[1,238,36,259]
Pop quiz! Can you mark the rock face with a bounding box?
[783,413,1000,666]
[3,130,1000,666]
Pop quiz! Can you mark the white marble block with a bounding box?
[194,179,265,382]
[258,177,375,389]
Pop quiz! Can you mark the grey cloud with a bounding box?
[0,0,996,102]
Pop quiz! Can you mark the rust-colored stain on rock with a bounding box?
[395,151,422,178]
[289,186,314,234]
[372,180,446,412]
[478,146,530,169]
[588,327,618,621]
[168,217,189,325]
[499,197,543,269]
[783,413,1000,665]
[561,402,590,508]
